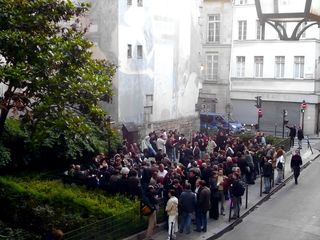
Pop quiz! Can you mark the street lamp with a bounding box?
[255,0,320,40]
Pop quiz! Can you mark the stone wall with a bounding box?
[117,116,200,144]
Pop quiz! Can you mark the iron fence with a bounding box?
[63,198,165,240]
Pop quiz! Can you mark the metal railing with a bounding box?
[64,198,165,240]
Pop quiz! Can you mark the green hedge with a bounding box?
[0,175,140,237]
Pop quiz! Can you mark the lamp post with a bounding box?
[255,0,320,40]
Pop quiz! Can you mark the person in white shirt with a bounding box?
[165,189,179,240]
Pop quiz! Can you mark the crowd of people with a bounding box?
[63,128,302,240]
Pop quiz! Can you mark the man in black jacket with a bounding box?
[262,157,273,193]
[178,183,196,234]
[286,125,296,147]
[291,149,303,184]
[297,126,304,149]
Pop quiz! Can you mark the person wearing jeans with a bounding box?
[275,149,285,184]
[297,126,304,149]
[262,157,273,193]
[178,183,196,234]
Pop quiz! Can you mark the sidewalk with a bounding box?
[126,138,320,240]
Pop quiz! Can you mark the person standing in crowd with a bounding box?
[144,185,158,240]
[206,136,217,155]
[217,169,227,215]
[229,172,244,219]
[194,180,211,233]
[209,171,220,220]
[297,126,304,149]
[165,189,179,240]
[290,149,303,185]
[178,183,196,234]
[262,157,273,193]
[286,124,296,148]
[275,148,285,185]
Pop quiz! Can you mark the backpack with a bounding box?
[233,180,246,197]
[277,161,283,170]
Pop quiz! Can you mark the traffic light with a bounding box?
[283,109,288,124]
[300,100,307,113]
[255,96,262,108]
[258,108,263,118]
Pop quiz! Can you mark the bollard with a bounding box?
[260,174,263,197]
[283,165,285,180]
[169,221,173,240]
[245,183,248,209]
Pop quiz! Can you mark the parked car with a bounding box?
[200,112,245,133]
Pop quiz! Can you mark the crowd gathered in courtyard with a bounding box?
[64,126,303,240]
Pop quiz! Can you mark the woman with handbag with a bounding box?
[144,185,158,240]
[275,149,285,185]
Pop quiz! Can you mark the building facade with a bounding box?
[198,0,233,117]
[230,0,320,135]
[81,0,203,138]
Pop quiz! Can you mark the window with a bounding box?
[256,20,262,40]
[236,56,245,77]
[238,21,247,40]
[137,0,143,7]
[127,44,132,58]
[127,0,132,6]
[275,56,285,78]
[206,54,218,80]
[144,94,153,122]
[137,45,143,59]
[254,56,264,77]
[207,15,220,43]
[239,0,247,4]
[294,56,304,78]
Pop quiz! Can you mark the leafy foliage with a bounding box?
[0,0,116,162]
[0,144,10,167]
[0,175,140,235]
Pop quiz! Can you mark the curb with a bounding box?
[207,151,320,240]
[125,151,320,240]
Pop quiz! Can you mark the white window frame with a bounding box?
[206,54,219,81]
[207,15,220,43]
[254,56,264,78]
[294,56,304,78]
[137,0,143,7]
[275,56,285,78]
[144,94,153,122]
[239,0,247,4]
[127,44,132,59]
[256,20,262,40]
[137,45,143,59]
[238,20,247,40]
[236,56,245,77]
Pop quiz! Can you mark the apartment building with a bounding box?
[81,0,203,136]
[230,0,320,135]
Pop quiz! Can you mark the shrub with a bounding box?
[0,144,11,167]
[0,175,140,236]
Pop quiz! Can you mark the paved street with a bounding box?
[217,154,320,240]
[126,137,320,240]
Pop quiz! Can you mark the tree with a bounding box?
[0,0,116,160]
